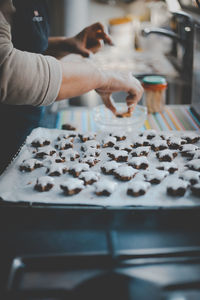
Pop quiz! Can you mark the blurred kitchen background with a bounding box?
[47,0,200,114]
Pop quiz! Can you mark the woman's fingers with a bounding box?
[87,39,102,53]
[75,22,113,55]
[73,46,90,57]
[127,103,136,114]
[86,22,113,46]
[92,22,113,45]
[96,71,144,116]
[99,92,117,115]
[127,76,144,106]
[95,30,113,45]
[126,93,136,107]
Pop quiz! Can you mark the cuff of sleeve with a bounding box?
[39,56,62,106]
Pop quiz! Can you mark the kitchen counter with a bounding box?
[42,105,200,132]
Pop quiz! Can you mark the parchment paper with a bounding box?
[0,127,199,207]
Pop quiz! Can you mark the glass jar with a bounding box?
[108,16,135,50]
[142,76,167,113]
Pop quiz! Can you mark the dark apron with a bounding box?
[0,0,50,173]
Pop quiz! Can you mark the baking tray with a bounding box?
[0,128,199,209]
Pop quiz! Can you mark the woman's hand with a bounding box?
[46,23,113,59]
[57,55,143,115]
[96,71,144,115]
[73,22,113,56]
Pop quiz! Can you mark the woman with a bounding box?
[0,0,143,173]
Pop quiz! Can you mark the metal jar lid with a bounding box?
[142,75,167,85]
[142,76,167,91]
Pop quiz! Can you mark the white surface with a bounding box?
[0,127,200,207]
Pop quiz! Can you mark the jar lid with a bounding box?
[142,76,167,85]
[109,16,133,26]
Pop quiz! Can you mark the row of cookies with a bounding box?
[20,143,200,175]
[30,130,199,151]
[28,130,200,171]
[34,171,200,198]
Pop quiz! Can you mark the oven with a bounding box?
[0,202,200,299]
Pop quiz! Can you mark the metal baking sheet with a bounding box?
[0,127,199,207]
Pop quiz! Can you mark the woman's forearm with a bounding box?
[56,55,103,100]
[45,37,68,59]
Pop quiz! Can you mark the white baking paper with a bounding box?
[0,127,199,207]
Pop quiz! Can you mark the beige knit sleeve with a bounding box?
[0,12,62,106]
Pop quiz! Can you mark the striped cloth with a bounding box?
[56,105,200,132]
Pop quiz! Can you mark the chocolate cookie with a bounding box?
[79,132,96,142]
[180,144,199,157]
[179,170,200,185]
[107,150,128,162]
[186,150,200,160]
[62,123,76,131]
[102,136,117,148]
[31,137,50,148]
[95,180,117,196]
[160,132,174,141]
[114,142,133,153]
[114,165,138,181]
[69,163,90,177]
[35,146,56,159]
[60,149,80,161]
[81,140,100,152]
[139,130,157,140]
[79,171,100,185]
[101,161,121,175]
[128,157,149,170]
[47,164,68,176]
[132,136,150,148]
[181,133,200,144]
[34,176,54,192]
[60,179,84,195]
[80,157,100,167]
[185,159,200,172]
[151,139,168,152]
[127,181,151,197]
[157,162,178,174]
[144,169,169,184]
[55,139,74,150]
[57,132,76,141]
[167,179,189,197]
[167,137,186,150]
[42,154,65,167]
[156,149,177,162]
[110,132,127,141]
[83,148,101,158]
[131,146,150,157]
[20,159,43,172]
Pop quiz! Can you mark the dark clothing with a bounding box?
[12,0,50,53]
[0,105,45,171]
[0,0,50,173]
